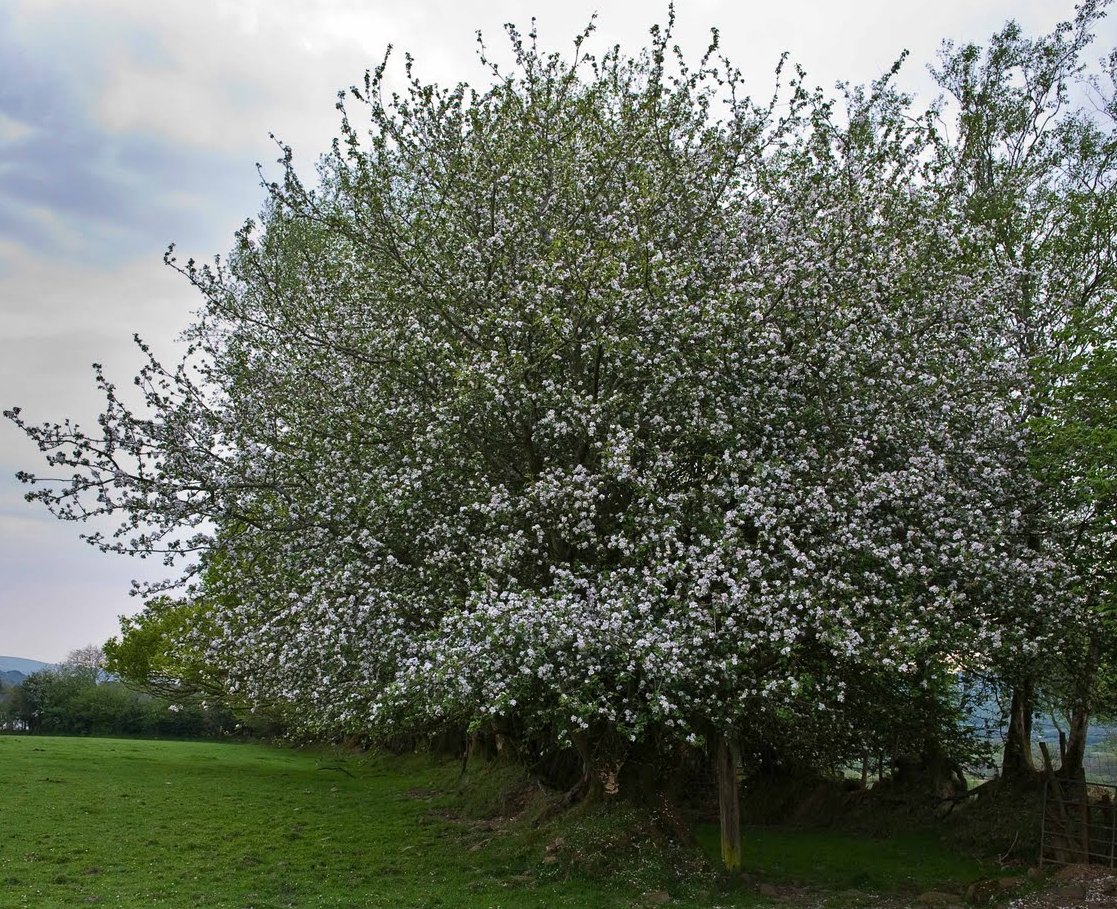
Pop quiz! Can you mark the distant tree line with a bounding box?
[0,646,279,740]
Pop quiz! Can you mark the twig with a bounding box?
[999,830,1020,864]
[316,764,355,778]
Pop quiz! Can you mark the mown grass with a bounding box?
[0,736,729,908]
[0,736,1013,908]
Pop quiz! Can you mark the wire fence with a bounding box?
[1079,748,1117,785]
[967,742,1117,786]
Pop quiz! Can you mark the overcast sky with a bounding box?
[1,0,1112,662]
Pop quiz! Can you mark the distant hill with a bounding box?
[0,656,50,676]
[1,670,25,686]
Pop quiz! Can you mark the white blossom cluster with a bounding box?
[8,25,1073,763]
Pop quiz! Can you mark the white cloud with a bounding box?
[11,0,1105,165]
[11,0,421,156]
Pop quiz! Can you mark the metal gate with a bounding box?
[1041,777,1117,867]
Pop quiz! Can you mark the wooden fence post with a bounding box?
[716,732,742,872]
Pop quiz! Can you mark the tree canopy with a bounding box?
[8,9,1117,802]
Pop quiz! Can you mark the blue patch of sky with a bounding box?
[0,8,265,267]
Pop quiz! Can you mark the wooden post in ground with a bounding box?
[1040,741,1076,864]
[716,732,742,872]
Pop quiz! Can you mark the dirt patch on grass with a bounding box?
[1006,864,1117,908]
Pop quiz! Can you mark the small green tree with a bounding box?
[105,596,227,702]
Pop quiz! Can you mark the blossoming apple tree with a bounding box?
[7,18,1071,853]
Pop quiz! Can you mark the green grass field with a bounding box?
[0,736,1013,908]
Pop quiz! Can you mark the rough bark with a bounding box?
[1001,681,1037,780]
[1063,707,1090,781]
[571,730,605,804]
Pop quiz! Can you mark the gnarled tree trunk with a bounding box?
[1001,681,1037,780]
